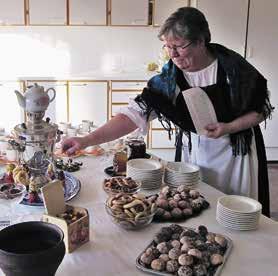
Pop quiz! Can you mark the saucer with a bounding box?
[104,154,151,177]
[54,149,85,159]
[104,166,126,177]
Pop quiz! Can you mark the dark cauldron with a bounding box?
[0,221,65,276]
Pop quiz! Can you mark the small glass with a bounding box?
[112,150,128,174]
[0,183,26,228]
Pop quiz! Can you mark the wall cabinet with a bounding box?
[28,0,67,25]
[0,81,24,132]
[150,119,176,149]
[26,81,68,124]
[110,80,175,149]
[110,0,149,26]
[153,0,189,27]
[109,81,146,118]
[150,129,175,149]
[0,0,25,25]
[192,0,248,56]
[69,0,107,25]
[0,0,186,27]
[68,81,108,128]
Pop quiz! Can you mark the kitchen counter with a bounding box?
[1,69,157,82]
[0,155,278,276]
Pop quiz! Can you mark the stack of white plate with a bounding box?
[164,162,200,188]
[126,159,163,190]
[216,195,262,231]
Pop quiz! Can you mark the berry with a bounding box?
[28,191,39,203]
[4,173,14,184]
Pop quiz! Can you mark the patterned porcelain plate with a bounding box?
[21,172,81,207]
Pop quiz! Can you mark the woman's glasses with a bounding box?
[162,41,193,54]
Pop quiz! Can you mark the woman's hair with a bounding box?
[158,7,211,45]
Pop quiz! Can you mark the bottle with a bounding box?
[113,150,127,174]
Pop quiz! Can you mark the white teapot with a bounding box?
[15,83,56,113]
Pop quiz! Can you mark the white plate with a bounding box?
[217,217,259,231]
[217,206,261,219]
[165,167,199,174]
[127,159,162,171]
[217,211,260,222]
[166,183,197,189]
[217,214,260,224]
[166,162,199,173]
[127,168,163,176]
[165,172,200,179]
[218,195,262,214]
[164,176,199,183]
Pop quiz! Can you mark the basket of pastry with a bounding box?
[105,193,157,230]
[136,224,233,276]
[103,176,141,195]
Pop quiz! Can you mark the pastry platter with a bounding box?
[0,171,81,207]
[136,225,233,276]
[21,171,81,207]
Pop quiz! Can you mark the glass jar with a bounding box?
[126,137,146,160]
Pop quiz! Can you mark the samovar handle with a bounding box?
[46,88,56,103]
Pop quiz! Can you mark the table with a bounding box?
[1,155,278,276]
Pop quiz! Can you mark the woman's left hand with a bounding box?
[204,122,231,138]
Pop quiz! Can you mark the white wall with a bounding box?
[0,26,162,79]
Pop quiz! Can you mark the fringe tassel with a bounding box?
[230,129,253,156]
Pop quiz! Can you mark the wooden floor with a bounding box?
[269,163,278,220]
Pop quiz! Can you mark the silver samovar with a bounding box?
[12,83,62,186]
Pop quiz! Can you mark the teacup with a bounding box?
[0,127,5,136]
[58,122,71,134]
[67,127,78,137]
[5,149,18,162]
[0,138,9,156]
[79,120,94,133]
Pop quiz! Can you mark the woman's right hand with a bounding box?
[61,136,87,156]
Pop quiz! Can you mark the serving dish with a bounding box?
[147,186,210,222]
[105,193,156,230]
[136,224,233,276]
[21,172,81,207]
[103,176,141,195]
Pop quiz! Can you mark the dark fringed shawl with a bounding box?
[135,43,274,156]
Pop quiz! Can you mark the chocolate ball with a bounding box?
[178,254,194,266]
[168,248,181,260]
[157,242,169,254]
[166,259,179,273]
[151,258,166,271]
[178,265,193,276]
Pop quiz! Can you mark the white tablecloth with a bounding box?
[1,155,278,276]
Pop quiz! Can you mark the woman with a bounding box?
[62,7,273,216]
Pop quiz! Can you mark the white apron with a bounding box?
[183,132,259,200]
